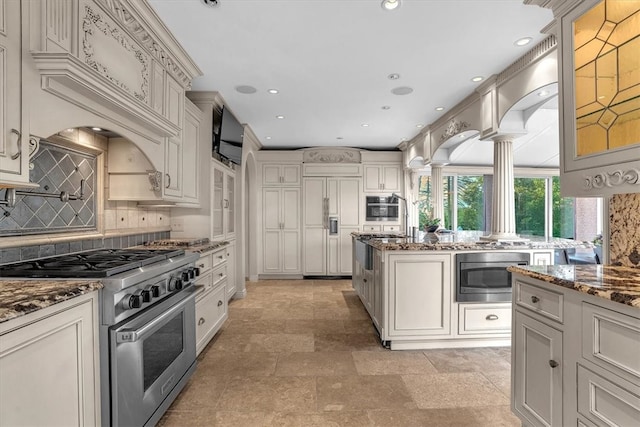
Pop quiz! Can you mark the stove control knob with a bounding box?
[194,267,201,277]
[181,271,190,282]
[150,285,161,298]
[122,294,142,310]
[140,289,151,303]
[168,277,182,292]
[188,268,196,280]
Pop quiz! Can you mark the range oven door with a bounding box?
[109,288,196,427]
[456,252,530,302]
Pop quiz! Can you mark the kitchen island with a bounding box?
[507,264,639,427]
[351,232,593,350]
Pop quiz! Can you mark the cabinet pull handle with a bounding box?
[548,360,559,368]
[363,279,367,283]
[486,314,499,321]
[165,173,171,188]
[10,129,21,160]
[217,255,224,259]
[198,317,205,325]
[531,296,540,303]
[217,300,223,306]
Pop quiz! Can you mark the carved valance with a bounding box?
[302,148,362,164]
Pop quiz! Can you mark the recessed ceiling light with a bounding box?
[381,106,391,110]
[235,85,257,94]
[265,136,272,140]
[92,127,102,131]
[381,0,400,11]
[391,86,413,95]
[538,90,549,97]
[471,76,484,82]
[416,124,424,128]
[361,124,370,127]
[267,89,279,94]
[276,115,285,119]
[435,107,445,111]
[388,73,400,80]
[515,37,533,46]
[336,137,344,140]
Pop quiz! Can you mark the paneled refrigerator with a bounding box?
[303,177,361,276]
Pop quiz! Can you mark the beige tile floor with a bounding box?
[159,279,520,426]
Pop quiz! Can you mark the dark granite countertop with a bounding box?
[508,264,640,308]
[356,230,593,251]
[142,238,230,254]
[0,279,103,324]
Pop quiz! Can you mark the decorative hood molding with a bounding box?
[302,147,361,163]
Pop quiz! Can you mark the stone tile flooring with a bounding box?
[159,279,519,426]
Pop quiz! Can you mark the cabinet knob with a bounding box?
[485,314,499,321]
[198,317,205,325]
[218,300,223,306]
[531,295,540,304]
[548,359,559,368]
[199,263,205,268]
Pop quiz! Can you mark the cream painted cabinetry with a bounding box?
[363,164,402,193]
[194,247,229,355]
[211,160,235,241]
[0,0,30,187]
[387,253,452,338]
[557,0,640,197]
[262,187,301,275]
[224,242,236,300]
[511,273,640,426]
[262,164,300,186]
[180,99,202,204]
[0,292,100,426]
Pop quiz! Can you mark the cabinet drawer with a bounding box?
[196,253,213,274]
[363,225,381,232]
[577,364,640,427]
[211,263,228,288]
[515,281,564,324]
[382,225,401,232]
[195,271,213,300]
[582,303,640,385]
[458,304,511,335]
[211,249,227,268]
[195,285,227,355]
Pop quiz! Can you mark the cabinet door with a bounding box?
[303,178,327,275]
[181,102,201,203]
[164,136,182,198]
[211,165,224,240]
[225,244,236,300]
[364,165,382,192]
[0,296,99,426]
[282,188,301,273]
[388,253,451,336]
[382,165,401,192]
[281,164,301,185]
[225,172,235,238]
[513,311,563,427]
[0,0,27,183]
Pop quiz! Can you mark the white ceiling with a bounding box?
[148,0,554,152]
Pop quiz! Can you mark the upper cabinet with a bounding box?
[262,164,301,186]
[0,0,33,187]
[363,164,402,193]
[211,160,235,241]
[558,0,640,196]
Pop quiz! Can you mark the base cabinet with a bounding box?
[511,273,640,426]
[0,292,100,426]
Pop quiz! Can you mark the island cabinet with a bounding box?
[511,273,640,427]
[194,246,229,355]
[386,253,452,339]
[0,292,101,426]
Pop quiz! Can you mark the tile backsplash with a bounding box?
[609,192,640,267]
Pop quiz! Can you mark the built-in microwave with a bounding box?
[365,196,399,221]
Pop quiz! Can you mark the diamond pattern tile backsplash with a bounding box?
[0,141,97,236]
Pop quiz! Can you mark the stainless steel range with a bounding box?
[0,248,200,427]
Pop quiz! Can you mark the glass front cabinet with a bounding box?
[559,0,640,196]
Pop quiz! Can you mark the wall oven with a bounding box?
[455,252,530,302]
[365,196,399,221]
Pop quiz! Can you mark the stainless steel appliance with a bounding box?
[0,248,199,427]
[365,196,399,221]
[455,252,530,302]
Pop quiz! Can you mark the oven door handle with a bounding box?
[116,292,193,344]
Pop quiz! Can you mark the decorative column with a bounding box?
[431,164,444,224]
[482,137,525,241]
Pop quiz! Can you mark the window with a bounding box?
[514,177,546,236]
[457,176,485,231]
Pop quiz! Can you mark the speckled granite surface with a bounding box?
[358,231,593,252]
[0,280,103,323]
[508,265,640,308]
[143,238,229,254]
[610,193,640,268]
